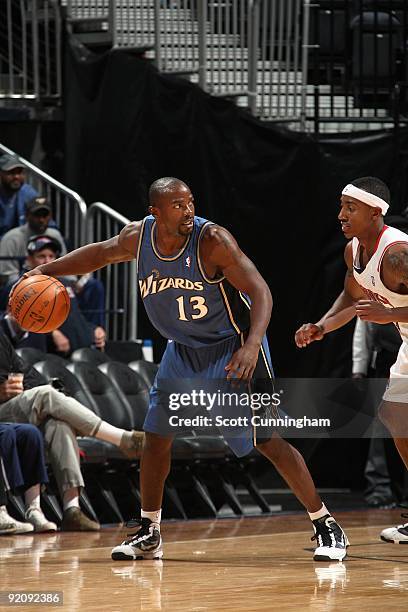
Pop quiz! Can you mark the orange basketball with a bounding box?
[9,274,71,333]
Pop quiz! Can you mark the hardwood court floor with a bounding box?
[1,509,408,611]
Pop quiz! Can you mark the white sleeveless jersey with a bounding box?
[352,225,408,341]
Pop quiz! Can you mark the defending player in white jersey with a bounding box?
[295,176,408,544]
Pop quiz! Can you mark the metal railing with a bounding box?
[62,0,155,50]
[198,0,251,97]
[0,0,62,100]
[154,0,199,74]
[249,0,306,123]
[64,0,110,19]
[4,0,405,128]
[0,143,87,250]
[61,0,308,121]
[86,202,138,341]
[114,1,155,50]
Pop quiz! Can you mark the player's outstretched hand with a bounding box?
[225,343,259,382]
[355,299,393,324]
[295,323,324,348]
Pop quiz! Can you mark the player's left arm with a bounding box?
[201,225,272,381]
[356,244,408,323]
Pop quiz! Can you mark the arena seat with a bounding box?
[128,359,158,389]
[105,340,143,364]
[33,360,92,409]
[98,361,149,430]
[351,11,402,86]
[70,347,111,366]
[16,347,48,366]
[67,361,134,434]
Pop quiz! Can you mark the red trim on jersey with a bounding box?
[355,226,388,271]
[377,239,408,272]
[373,225,388,253]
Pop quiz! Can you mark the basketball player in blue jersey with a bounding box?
[296,176,408,546]
[23,177,347,561]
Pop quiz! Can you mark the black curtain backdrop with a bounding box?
[65,43,408,376]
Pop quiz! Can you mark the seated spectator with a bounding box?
[74,272,106,328]
[0,154,38,239]
[0,455,32,535]
[0,318,144,531]
[0,196,67,286]
[0,196,105,327]
[0,235,106,355]
[0,422,57,533]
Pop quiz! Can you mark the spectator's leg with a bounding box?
[42,418,84,496]
[13,424,58,532]
[0,425,24,490]
[0,460,7,507]
[14,424,48,491]
[364,419,394,506]
[0,385,102,434]
[0,428,34,535]
[77,277,105,327]
[0,450,33,535]
[42,418,99,531]
[0,386,143,459]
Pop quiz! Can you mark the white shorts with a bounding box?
[383,341,408,403]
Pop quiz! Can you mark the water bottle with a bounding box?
[142,339,154,362]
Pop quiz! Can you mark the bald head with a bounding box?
[149,177,190,207]
[148,177,195,238]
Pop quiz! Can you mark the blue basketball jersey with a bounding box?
[137,215,250,348]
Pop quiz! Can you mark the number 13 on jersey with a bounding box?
[176,295,208,321]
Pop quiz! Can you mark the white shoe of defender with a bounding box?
[381,517,408,544]
[111,518,163,561]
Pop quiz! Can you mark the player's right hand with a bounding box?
[294,323,324,348]
[22,267,44,278]
[7,268,44,310]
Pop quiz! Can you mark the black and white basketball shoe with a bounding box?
[111,518,163,561]
[312,515,349,561]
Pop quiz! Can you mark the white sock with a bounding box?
[24,484,41,509]
[308,503,329,521]
[95,422,125,447]
[63,488,80,511]
[141,509,162,530]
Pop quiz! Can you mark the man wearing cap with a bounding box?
[0,197,105,328]
[295,176,408,545]
[26,235,106,354]
[0,234,106,354]
[0,196,68,287]
[0,154,38,239]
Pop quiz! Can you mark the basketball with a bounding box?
[8,274,70,333]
